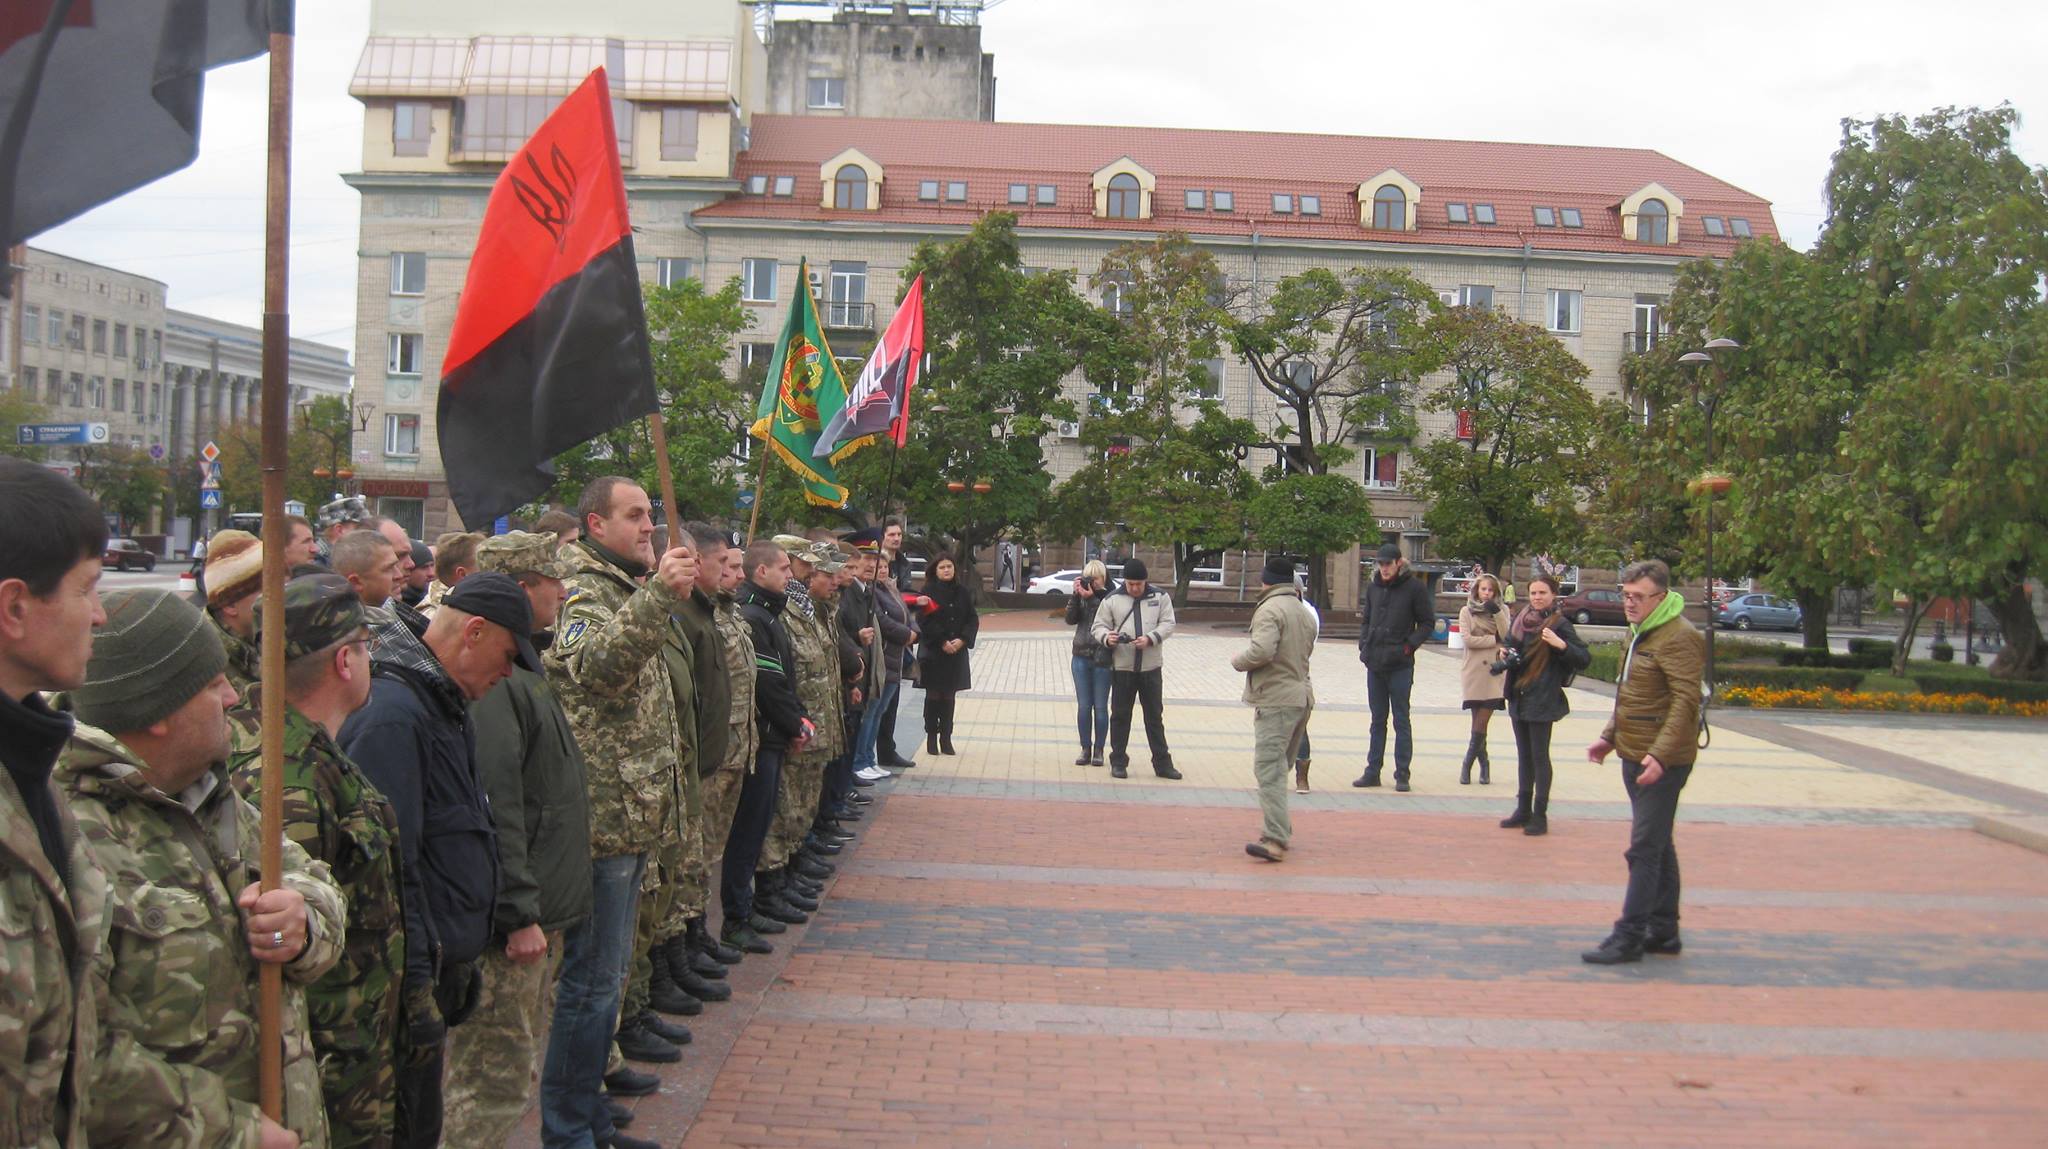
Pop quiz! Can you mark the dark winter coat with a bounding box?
[470,656,593,936]
[916,578,980,695]
[872,579,915,685]
[1357,567,1436,672]
[740,581,810,750]
[1065,581,1111,660]
[1503,608,1592,725]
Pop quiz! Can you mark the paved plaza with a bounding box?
[521,615,2048,1148]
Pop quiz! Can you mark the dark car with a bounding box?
[1556,587,1627,626]
[104,539,158,572]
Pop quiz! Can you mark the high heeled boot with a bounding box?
[1477,737,1491,785]
[1461,733,1479,785]
[939,697,957,755]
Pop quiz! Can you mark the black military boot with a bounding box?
[646,946,703,1016]
[666,932,731,1001]
[603,1131,660,1149]
[723,919,775,954]
[688,915,742,967]
[638,1008,692,1045]
[605,1096,637,1127]
[614,1013,681,1063]
[793,853,835,881]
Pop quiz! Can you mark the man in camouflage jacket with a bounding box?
[537,477,695,1147]
[60,588,345,1148]
[228,572,405,1149]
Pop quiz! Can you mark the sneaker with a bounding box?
[1580,934,1645,965]
[603,1067,661,1097]
[1245,839,1287,863]
[856,766,891,781]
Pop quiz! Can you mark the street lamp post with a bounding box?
[1679,337,1740,704]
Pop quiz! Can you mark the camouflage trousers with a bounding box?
[700,764,746,873]
[441,933,564,1148]
[314,1008,402,1149]
[764,754,828,871]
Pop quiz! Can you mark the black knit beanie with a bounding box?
[73,589,229,734]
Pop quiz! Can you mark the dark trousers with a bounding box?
[1365,662,1415,781]
[1510,717,1555,813]
[922,692,956,732]
[1617,758,1692,939]
[394,1031,444,1149]
[1108,667,1172,771]
[721,747,784,922]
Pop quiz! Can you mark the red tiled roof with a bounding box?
[692,115,1777,258]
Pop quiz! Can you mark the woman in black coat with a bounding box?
[1498,574,1590,837]
[917,554,980,755]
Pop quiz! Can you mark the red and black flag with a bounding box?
[814,273,925,459]
[0,0,271,262]
[438,67,657,527]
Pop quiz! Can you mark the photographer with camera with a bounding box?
[1064,561,1114,766]
[1496,574,1590,836]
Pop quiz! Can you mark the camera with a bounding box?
[1488,646,1524,676]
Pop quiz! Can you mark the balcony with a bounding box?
[1624,330,1664,355]
[823,300,875,331]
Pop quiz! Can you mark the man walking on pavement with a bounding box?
[1355,542,1435,792]
[1092,558,1182,781]
[1584,559,1705,965]
[1234,557,1316,862]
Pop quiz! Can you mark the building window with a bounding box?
[833,163,867,210]
[1637,198,1670,244]
[457,95,632,164]
[151,330,161,359]
[1730,217,1752,238]
[1702,216,1725,237]
[393,101,432,156]
[656,257,694,288]
[1212,190,1234,212]
[772,175,794,197]
[387,332,423,374]
[65,373,81,406]
[746,175,767,194]
[1547,289,1582,334]
[1184,189,1205,211]
[741,258,777,303]
[1559,207,1583,228]
[1101,277,1132,318]
[112,380,126,412]
[1036,184,1056,205]
[1105,173,1141,220]
[1446,203,1468,223]
[86,376,104,408]
[827,260,867,326]
[18,368,34,400]
[1371,185,1406,230]
[390,251,426,296]
[1271,193,1293,214]
[1008,183,1028,204]
[113,324,128,356]
[946,180,967,202]
[806,77,845,109]
[1363,447,1400,489]
[23,305,37,343]
[1300,195,1321,216]
[384,413,421,457]
[1472,203,1496,225]
[1195,358,1225,400]
[68,314,85,349]
[1533,206,1556,227]
[918,180,939,201]
[660,107,699,161]
[91,320,107,354]
[1458,284,1494,310]
[150,383,160,417]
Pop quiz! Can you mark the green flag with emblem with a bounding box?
[748,258,850,506]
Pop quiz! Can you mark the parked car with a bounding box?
[1717,593,1802,631]
[1027,565,1128,597]
[104,539,157,572]
[1556,587,1628,626]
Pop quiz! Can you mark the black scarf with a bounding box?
[584,537,649,581]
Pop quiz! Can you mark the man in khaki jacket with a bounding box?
[1231,558,1316,862]
[1585,558,1704,965]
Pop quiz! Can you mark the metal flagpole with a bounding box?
[255,0,296,1121]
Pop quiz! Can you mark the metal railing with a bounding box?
[823,300,875,330]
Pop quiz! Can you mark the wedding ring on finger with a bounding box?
[272,930,285,950]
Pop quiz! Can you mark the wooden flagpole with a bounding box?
[648,409,680,548]
[744,440,771,544]
[255,0,296,1121]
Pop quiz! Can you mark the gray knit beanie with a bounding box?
[74,589,230,734]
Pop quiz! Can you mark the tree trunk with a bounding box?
[1168,542,1193,609]
[1306,552,1330,614]
[1891,597,1931,677]
[1987,574,2048,681]
[1796,587,1831,650]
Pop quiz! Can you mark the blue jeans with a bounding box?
[1070,655,1111,753]
[539,852,646,1149]
[1366,662,1415,782]
[852,680,900,772]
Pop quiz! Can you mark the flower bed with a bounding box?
[1720,684,2048,718]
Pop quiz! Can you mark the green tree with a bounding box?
[1232,266,1439,602]
[0,387,51,460]
[1405,306,1607,576]
[548,275,755,524]
[76,444,164,533]
[1246,473,1374,580]
[1052,234,1259,605]
[213,395,356,516]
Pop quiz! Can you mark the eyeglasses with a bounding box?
[1621,591,1654,604]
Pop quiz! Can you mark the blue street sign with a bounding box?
[16,422,110,447]
[200,490,223,510]
[148,444,165,460]
[734,490,756,509]
[493,516,510,536]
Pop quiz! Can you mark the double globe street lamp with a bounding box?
[1678,337,1741,703]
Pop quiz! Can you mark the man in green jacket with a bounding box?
[1232,558,1317,863]
[444,532,594,1146]
[228,572,405,1149]
[1585,559,1705,965]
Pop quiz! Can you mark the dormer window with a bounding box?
[1637,198,1670,245]
[1533,206,1556,227]
[1272,194,1293,215]
[1446,203,1469,223]
[772,176,794,197]
[1473,204,1495,224]
[1300,195,1321,216]
[818,147,882,211]
[746,175,767,195]
[919,180,939,201]
[1730,217,1752,238]
[1559,208,1582,228]
[833,164,866,210]
[1106,173,1142,220]
[1372,185,1405,230]
[1702,216,1725,237]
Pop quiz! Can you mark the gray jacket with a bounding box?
[1091,585,1177,673]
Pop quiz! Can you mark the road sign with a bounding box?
[493,516,511,536]
[15,422,110,447]
[734,490,756,509]
[200,441,220,462]
[200,460,222,490]
[200,489,223,510]
[148,444,165,460]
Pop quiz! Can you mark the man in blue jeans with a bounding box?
[1355,543,1436,792]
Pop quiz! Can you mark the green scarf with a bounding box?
[1621,589,1686,682]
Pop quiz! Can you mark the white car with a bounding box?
[1027,569,1084,596]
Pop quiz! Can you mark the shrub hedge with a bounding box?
[1910,674,2048,703]
[1720,665,1868,691]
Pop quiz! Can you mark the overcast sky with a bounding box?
[30,0,2048,363]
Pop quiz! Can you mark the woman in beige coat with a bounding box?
[1457,574,1508,784]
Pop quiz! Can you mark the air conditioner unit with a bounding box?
[807,271,823,292]
[1439,290,1459,308]
[1057,420,1081,439]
